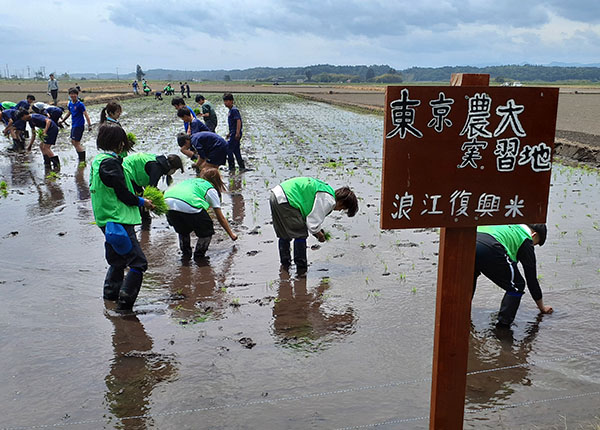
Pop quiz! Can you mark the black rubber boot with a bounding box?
[497,292,523,327]
[194,236,212,260]
[116,268,143,312]
[43,155,51,168]
[179,234,192,258]
[8,139,23,152]
[50,155,60,170]
[293,238,308,276]
[77,151,86,163]
[103,266,124,301]
[278,238,292,268]
[140,208,151,231]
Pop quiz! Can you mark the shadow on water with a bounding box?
[466,316,542,407]
[103,309,178,429]
[272,272,356,352]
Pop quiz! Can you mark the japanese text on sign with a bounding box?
[380,86,559,229]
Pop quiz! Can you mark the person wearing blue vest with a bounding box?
[59,87,92,164]
[90,123,155,312]
[165,168,238,261]
[16,110,60,169]
[15,95,36,111]
[177,131,228,170]
[171,97,196,133]
[177,108,209,134]
[270,177,358,275]
[1,108,25,151]
[474,224,553,327]
[223,92,247,172]
[32,102,65,128]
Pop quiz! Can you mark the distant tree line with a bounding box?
[402,64,600,82]
[31,63,600,83]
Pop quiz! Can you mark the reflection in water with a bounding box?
[28,173,65,216]
[466,316,542,406]
[104,311,177,429]
[74,165,90,200]
[228,176,245,225]
[167,258,228,323]
[5,153,34,186]
[272,272,356,352]
[74,165,92,220]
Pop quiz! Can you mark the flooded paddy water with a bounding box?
[1,95,599,429]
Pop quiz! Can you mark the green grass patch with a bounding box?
[0,180,7,197]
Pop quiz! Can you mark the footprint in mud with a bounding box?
[239,337,256,349]
[248,226,261,235]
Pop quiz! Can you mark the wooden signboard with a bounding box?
[381,85,559,229]
[380,75,559,429]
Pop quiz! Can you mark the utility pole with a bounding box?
[27,66,30,79]
[116,67,119,81]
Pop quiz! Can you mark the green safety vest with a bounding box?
[477,224,532,262]
[123,153,157,187]
[1,101,16,110]
[164,178,214,211]
[90,153,142,227]
[280,177,335,219]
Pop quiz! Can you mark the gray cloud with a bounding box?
[108,0,558,40]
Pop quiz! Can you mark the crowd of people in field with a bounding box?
[0,78,551,327]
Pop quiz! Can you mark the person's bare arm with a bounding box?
[235,119,241,139]
[213,207,237,240]
[535,298,553,314]
[84,111,92,130]
[28,125,36,150]
[61,110,71,123]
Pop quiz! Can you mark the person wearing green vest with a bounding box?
[270,177,358,275]
[0,101,17,111]
[474,224,553,327]
[123,153,184,189]
[90,123,155,312]
[164,168,238,261]
[123,152,184,229]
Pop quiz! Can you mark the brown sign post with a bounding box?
[380,74,558,429]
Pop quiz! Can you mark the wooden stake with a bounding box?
[429,227,476,429]
[429,73,489,429]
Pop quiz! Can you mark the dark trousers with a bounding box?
[101,224,147,302]
[474,233,525,326]
[50,89,58,104]
[227,137,245,170]
[473,233,525,296]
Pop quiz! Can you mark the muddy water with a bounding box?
[1,95,599,430]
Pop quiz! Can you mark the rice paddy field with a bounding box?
[1,94,599,429]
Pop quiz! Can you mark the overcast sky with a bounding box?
[4,0,600,77]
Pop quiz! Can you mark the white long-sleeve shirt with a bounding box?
[272,185,335,234]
